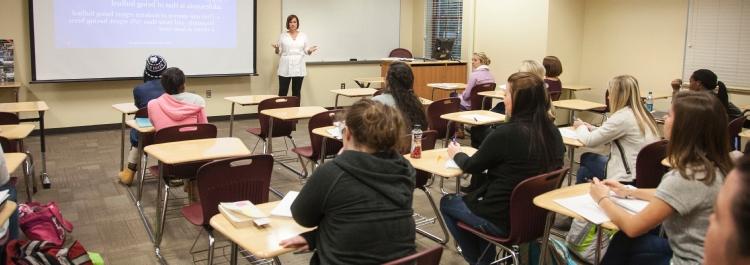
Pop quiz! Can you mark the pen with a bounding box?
[473,117,478,122]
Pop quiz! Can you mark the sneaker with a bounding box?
[118,168,135,185]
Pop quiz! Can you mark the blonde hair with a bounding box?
[473,52,491,66]
[519,60,545,80]
[608,75,661,137]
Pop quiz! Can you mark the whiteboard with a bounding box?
[281,0,400,62]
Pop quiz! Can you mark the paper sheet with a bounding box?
[445,159,459,169]
[559,127,579,140]
[553,194,610,224]
[460,114,495,123]
[219,200,267,218]
[271,191,300,217]
[610,196,649,214]
[326,128,342,139]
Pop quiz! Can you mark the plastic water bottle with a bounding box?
[410,124,423,159]
[645,92,654,112]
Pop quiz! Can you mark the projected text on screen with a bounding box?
[54,0,237,48]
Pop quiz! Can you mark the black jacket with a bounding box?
[291,150,417,265]
[454,120,565,232]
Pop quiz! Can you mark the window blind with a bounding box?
[683,0,750,88]
[424,0,463,60]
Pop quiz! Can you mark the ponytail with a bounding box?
[717,81,730,109]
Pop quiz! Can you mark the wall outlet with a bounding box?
[340,83,345,89]
[206,89,212,98]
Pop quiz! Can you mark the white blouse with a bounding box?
[277,32,310,77]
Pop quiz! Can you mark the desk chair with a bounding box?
[588,90,610,125]
[456,167,569,264]
[427,98,460,146]
[246,97,300,155]
[151,123,218,250]
[181,155,273,265]
[0,113,35,200]
[728,116,746,151]
[389,48,413,58]
[291,110,343,177]
[382,246,443,265]
[634,140,669,189]
[469,82,496,110]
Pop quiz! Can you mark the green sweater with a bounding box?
[454,120,565,231]
[291,150,417,265]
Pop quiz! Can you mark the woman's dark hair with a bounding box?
[732,156,750,257]
[543,56,563,78]
[345,99,405,152]
[667,91,731,185]
[160,67,186,95]
[506,72,558,170]
[691,69,730,110]
[385,61,428,129]
[286,14,299,30]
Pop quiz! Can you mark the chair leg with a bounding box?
[22,154,32,202]
[421,187,450,244]
[155,184,170,248]
[288,137,308,179]
[207,229,215,265]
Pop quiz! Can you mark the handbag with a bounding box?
[18,202,74,246]
[6,240,92,265]
[565,218,616,264]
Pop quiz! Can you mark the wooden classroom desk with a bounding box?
[561,84,591,99]
[112,103,139,171]
[0,101,51,188]
[426,83,467,100]
[311,125,342,163]
[260,106,327,156]
[404,147,477,194]
[739,130,750,139]
[559,127,585,185]
[0,201,17,225]
[329,88,377,108]
[353,77,384,88]
[210,201,314,264]
[641,91,671,100]
[381,60,467,100]
[477,90,505,110]
[0,124,34,140]
[534,183,618,265]
[0,82,21,102]
[553,99,607,125]
[5,153,31,202]
[419,97,433,106]
[440,110,506,145]
[224,95,277,137]
[145,137,252,255]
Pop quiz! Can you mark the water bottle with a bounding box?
[645,91,654,112]
[410,124,423,159]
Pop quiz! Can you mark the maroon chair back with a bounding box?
[0,113,19,125]
[196,155,274,225]
[728,116,746,150]
[426,98,460,139]
[258,97,300,138]
[0,136,15,153]
[153,123,218,181]
[399,130,437,188]
[468,83,496,110]
[382,245,443,265]
[373,90,384,97]
[134,108,154,147]
[634,140,668,189]
[388,48,413,58]
[308,110,344,161]
[505,167,569,244]
[550,91,562,101]
[590,90,610,114]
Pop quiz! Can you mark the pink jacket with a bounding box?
[460,66,495,109]
[148,94,208,131]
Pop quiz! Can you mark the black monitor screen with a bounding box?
[432,38,455,60]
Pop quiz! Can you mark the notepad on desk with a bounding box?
[135,117,153,128]
[271,191,299,217]
[554,193,650,225]
[559,127,579,140]
[460,114,495,123]
[445,159,459,169]
[326,127,342,139]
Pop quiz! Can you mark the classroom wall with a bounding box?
[546,0,584,85]
[576,0,688,113]
[0,0,417,129]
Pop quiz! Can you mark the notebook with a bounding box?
[135,117,153,128]
[559,127,579,139]
[460,114,495,123]
[554,193,650,225]
[326,127,342,139]
[271,191,299,217]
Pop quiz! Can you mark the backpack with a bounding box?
[6,240,92,265]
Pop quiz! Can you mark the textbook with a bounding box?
[135,117,153,128]
[218,201,270,228]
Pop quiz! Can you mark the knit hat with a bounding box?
[144,55,167,79]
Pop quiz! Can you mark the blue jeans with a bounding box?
[576,153,607,184]
[130,129,139,147]
[601,229,672,265]
[440,194,507,265]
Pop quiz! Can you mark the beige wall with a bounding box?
[0,0,416,129]
[576,0,688,114]
[546,0,584,85]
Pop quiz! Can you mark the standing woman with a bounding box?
[574,75,661,184]
[273,14,318,98]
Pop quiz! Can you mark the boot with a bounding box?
[118,168,135,185]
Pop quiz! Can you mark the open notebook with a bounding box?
[553,193,649,224]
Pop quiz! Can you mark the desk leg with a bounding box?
[266,117,274,155]
[595,225,602,265]
[38,111,51,189]
[155,163,167,251]
[444,121,453,147]
[567,146,576,186]
[334,95,340,109]
[119,114,126,171]
[229,102,236,137]
[431,88,436,100]
[481,96,488,110]
[135,133,146,204]
[230,242,238,265]
[538,211,555,265]
[22,152,31,202]
[319,137,327,164]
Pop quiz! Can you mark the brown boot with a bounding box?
[118,168,135,185]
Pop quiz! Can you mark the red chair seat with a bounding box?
[246,127,262,137]
[456,221,511,244]
[181,203,204,226]
[291,146,314,159]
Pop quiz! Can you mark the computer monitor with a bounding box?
[432,38,455,60]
